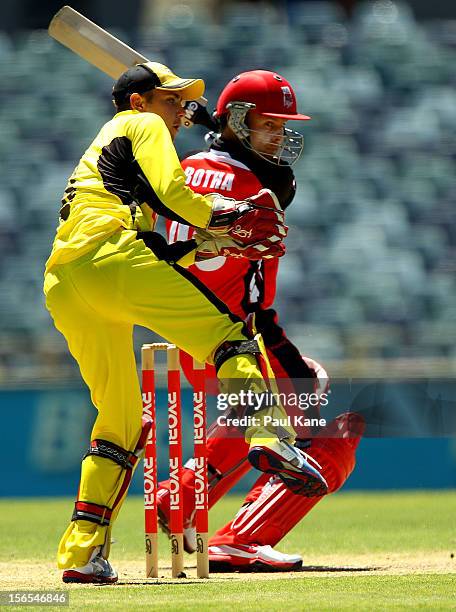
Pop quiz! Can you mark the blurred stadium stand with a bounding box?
[0,0,456,384]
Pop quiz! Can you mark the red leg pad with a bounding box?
[209,412,364,548]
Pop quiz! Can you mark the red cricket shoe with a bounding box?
[208,543,302,573]
[62,548,118,584]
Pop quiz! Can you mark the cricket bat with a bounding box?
[48,5,207,124]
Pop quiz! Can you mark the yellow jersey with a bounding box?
[46,110,212,270]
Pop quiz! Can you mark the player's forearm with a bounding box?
[130,114,213,228]
[138,160,214,228]
[162,179,214,228]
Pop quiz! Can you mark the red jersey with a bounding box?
[167,149,279,319]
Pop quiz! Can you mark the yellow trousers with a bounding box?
[44,230,293,568]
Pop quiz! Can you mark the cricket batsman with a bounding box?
[156,70,364,572]
[44,62,328,583]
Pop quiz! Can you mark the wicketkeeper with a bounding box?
[44,63,327,583]
[156,70,364,572]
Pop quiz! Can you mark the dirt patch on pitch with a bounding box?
[0,552,454,589]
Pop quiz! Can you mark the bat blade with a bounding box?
[48,5,147,79]
[48,6,207,121]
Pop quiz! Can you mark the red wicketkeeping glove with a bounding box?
[194,230,286,261]
[207,189,288,246]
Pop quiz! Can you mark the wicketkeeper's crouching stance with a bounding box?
[157,70,365,572]
[44,63,327,584]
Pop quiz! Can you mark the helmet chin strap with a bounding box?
[226,101,303,166]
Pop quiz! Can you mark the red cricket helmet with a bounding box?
[216,70,310,121]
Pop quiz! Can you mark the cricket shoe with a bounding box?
[62,547,118,584]
[157,488,197,553]
[208,544,302,573]
[248,439,328,496]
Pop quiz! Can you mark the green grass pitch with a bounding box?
[0,491,455,610]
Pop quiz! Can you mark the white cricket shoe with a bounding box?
[62,547,118,584]
[208,543,302,572]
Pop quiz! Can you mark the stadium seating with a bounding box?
[1,0,455,382]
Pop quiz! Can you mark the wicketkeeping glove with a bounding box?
[207,189,288,246]
[194,229,285,261]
